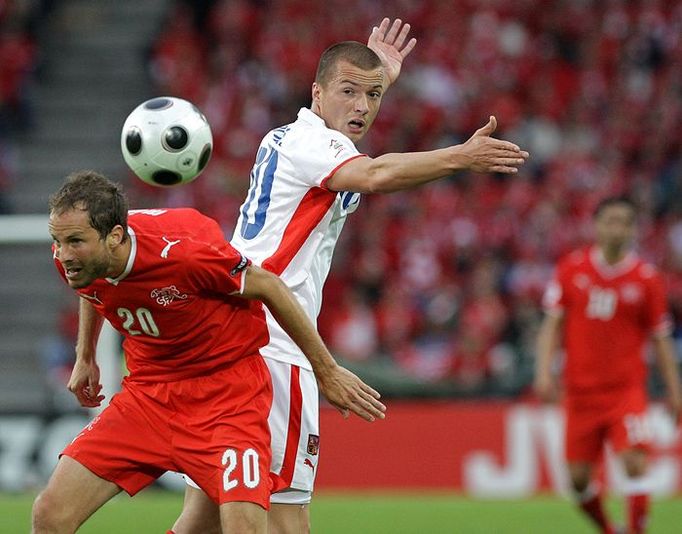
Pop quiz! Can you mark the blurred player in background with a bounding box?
[535,196,682,534]
[33,171,384,534]
[172,17,529,534]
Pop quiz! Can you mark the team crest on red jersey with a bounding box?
[150,285,188,306]
[307,434,320,456]
[621,282,643,303]
[573,273,591,290]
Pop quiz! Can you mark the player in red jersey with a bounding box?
[535,196,682,534]
[31,170,385,534]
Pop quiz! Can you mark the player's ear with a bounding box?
[312,82,321,104]
[107,225,125,248]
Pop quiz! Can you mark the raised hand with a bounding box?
[367,17,417,88]
[317,365,386,422]
[459,116,530,174]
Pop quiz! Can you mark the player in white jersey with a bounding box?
[171,17,529,534]
[231,108,366,504]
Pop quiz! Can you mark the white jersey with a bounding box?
[231,108,363,369]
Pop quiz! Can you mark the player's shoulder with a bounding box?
[635,258,661,280]
[129,208,218,237]
[129,207,207,222]
[260,109,321,146]
[261,109,359,175]
[289,108,354,147]
[558,247,589,271]
[262,120,294,146]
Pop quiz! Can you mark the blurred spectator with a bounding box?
[327,289,379,362]
[40,295,81,413]
[394,330,456,384]
[0,0,45,212]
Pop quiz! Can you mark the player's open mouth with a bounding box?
[65,267,83,279]
[348,119,365,131]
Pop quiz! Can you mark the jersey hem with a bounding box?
[261,350,314,371]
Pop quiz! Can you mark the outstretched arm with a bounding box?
[367,17,417,90]
[239,265,386,422]
[326,115,529,193]
[67,298,106,407]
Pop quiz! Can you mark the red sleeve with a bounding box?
[542,257,570,313]
[644,266,673,337]
[186,217,251,295]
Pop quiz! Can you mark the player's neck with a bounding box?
[108,239,132,279]
[599,245,627,265]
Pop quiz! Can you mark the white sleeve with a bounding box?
[288,128,362,188]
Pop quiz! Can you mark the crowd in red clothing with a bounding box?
[136,0,682,395]
[0,0,42,213]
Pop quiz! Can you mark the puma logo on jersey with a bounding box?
[80,292,103,305]
[160,237,181,258]
[304,458,315,471]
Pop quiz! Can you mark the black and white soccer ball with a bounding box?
[121,96,213,187]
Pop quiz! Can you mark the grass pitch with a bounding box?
[2,490,680,533]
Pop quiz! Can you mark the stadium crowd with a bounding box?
[16,0,674,400]
[128,0,682,398]
[0,0,42,212]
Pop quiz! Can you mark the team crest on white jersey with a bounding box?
[151,285,188,306]
[329,139,345,157]
[307,434,320,455]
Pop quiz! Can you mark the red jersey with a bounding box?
[55,208,268,382]
[543,246,671,394]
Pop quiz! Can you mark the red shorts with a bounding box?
[564,387,650,464]
[62,354,273,508]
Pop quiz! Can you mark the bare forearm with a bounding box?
[328,121,528,194]
[654,336,682,401]
[535,315,561,379]
[250,272,338,377]
[76,298,104,363]
[361,148,467,193]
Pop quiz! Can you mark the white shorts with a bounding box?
[185,357,319,505]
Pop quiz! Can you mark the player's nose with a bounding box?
[354,94,369,114]
[58,244,75,262]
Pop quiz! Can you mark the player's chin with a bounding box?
[67,276,93,289]
[346,130,365,143]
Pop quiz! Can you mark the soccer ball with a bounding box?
[121,96,213,187]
